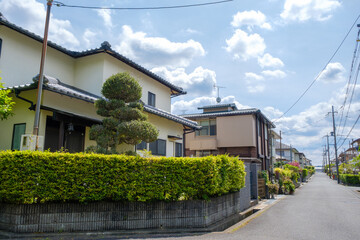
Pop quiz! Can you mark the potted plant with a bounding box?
[267,183,279,199]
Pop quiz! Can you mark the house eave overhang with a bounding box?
[0,16,186,96]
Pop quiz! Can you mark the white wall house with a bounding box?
[0,14,199,156]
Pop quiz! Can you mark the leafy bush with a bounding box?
[340,174,360,185]
[282,178,295,194]
[302,169,308,178]
[267,183,279,195]
[259,170,270,184]
[305,166,315,175]
[0,151,246,204]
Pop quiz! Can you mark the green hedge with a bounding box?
[340,174,360,185]
[0,151,246,204]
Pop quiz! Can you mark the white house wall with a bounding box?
[0,26,75,87]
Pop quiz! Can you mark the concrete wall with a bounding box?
[0,190,250,233]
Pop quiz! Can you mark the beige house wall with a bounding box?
[147,113,183,157]
[0,27,75,87]
[217,115,256,147]
[185,115,257,151]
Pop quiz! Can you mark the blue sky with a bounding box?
[1,0,360,165]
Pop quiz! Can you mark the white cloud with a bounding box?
[172,96,251,115]
[0,0,80,49]
[225,29,266,61]
[151,67,216,97]
[231,10,272,30]
[281,0,341,22]
[115,25,206,69]
[245,72,265,93]
[318,62,346,83]
[262,70,287,79]
[82,29,97,48]
[258,53,284,68]
[245,72,265,81]
[96,9,113,29]
[247,85,265,93]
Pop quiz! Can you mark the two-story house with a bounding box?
[181,103,275,200]
[0,14,199,156]
[182,103,275,169]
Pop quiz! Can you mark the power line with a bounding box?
[337,113,360,150]
[273,13,360,123]
[53,0,234,10]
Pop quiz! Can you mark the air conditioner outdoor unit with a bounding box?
[20,134,44,151]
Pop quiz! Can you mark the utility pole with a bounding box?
[330,106,340,184]
[279,130,282,164]
[32,0,53,149]
[326,134,331,179]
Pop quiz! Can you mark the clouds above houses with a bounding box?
[151,66,216,97]
[115,25,206,69]
[96,9,113,29]
[258,53,284,68]
[231,10,272,31]
[0,0,80,49]
[318,62,346,83]
[225,29,266,61]
[172,96,251,115]
[280,0,342,22]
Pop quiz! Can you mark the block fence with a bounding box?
[0,162,254,234]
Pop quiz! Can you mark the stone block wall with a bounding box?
[0,189,251,233]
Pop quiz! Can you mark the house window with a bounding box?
[175,142,182,157]
[137,141,147,150]
[148,92,156,107]
[149,139,166,156]
[196,119,216,136]
[11,123,26,150]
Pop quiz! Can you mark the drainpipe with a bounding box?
[14,89,35,111]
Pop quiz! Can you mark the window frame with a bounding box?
[136,141,147,150]
[149,139,166,156]
[11,123,26,150]
[148,92,156,107]
[175,142,182,157]
[196,119,216,136]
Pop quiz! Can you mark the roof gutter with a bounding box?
[14,89,35,111]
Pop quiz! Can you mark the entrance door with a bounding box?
[44,117,60,152]
[64,125,85,153]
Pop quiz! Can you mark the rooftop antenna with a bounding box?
[213,84,225,103]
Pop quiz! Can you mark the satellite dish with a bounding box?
[216,97,221,103]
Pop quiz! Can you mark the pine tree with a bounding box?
[89,72,158,154]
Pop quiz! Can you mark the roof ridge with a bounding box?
[0,15,185,95]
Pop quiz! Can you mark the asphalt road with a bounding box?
[120,172,360,240]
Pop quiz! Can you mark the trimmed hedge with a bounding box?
[0,151,246,204]
[340,174,360,185]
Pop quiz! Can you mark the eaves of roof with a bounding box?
[0,15,186,96]
[3,79,199,130]
[197,103,237,110]
[181,108,275,128]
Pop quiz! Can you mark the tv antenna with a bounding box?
[214,84,225,103]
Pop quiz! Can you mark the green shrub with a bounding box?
[259,170,270,184]
[267,183,279,195]
[282,178,295,194]
[340,174,360,185]
[302,169,308,178]
[0,151,246,204]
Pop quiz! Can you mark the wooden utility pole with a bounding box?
[330,106,340,184]
[33,0,53,138]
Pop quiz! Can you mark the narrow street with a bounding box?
[124,173,360,240]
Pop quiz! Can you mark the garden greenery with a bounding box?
[339,174,360,185]
[0,151,246,204]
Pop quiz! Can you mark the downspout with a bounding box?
[183,127,197,157]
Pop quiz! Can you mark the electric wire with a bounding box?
[53,0,234,10]
[273,13,360,123]
[337,113,360,151]
[336,29,360,134]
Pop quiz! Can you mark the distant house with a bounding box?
[181,103,275,200]
[182,103,275,168]
[0,14,199,155]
